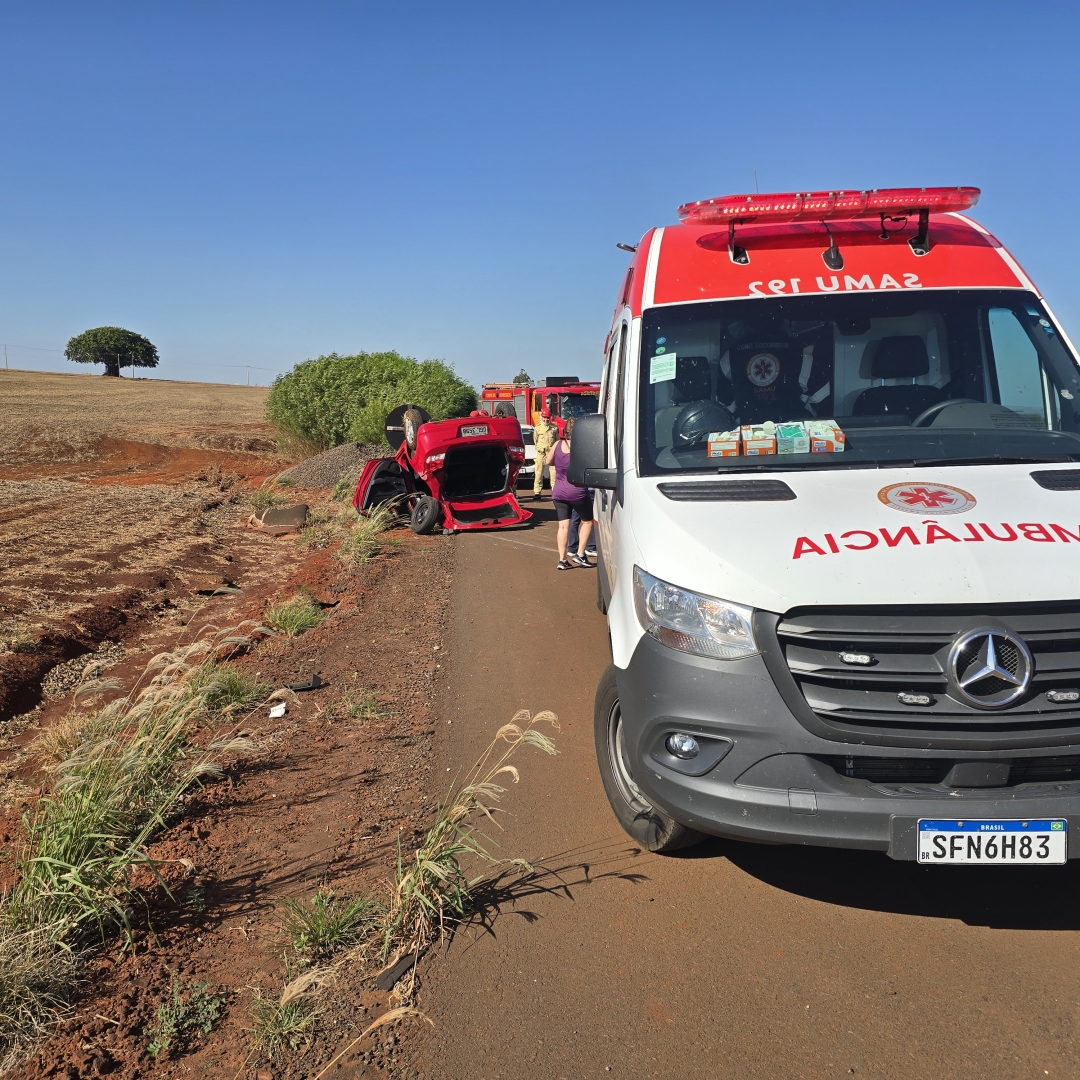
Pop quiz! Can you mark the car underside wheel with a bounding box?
[410,495,441,534]
[593,664,705,853]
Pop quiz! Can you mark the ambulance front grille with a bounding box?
[818,754,1080,786]
[765,601,1080,749]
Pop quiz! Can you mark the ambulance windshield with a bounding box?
[637,290,1080,474]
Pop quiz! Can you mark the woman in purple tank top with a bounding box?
[544,417,594,570]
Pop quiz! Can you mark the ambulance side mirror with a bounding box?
[567,414,616,489]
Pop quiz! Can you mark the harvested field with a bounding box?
[0,370,457,1078]
[0,369,277,467]
[0,370,289,723]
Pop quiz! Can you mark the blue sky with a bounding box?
[1,1,1078,389]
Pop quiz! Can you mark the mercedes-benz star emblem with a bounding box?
[948,629,1033,708]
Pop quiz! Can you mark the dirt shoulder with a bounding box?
[1,372,453,1078]
[13,526,453,1080]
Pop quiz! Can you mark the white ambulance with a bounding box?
[568,187,1080,864]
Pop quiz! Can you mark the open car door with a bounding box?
[353,458,412,514]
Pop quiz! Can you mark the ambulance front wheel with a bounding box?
[594,665,705,854]
[410,496,441,534]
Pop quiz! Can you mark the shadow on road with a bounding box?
[683,835,1080,931]
[456,840,653,948]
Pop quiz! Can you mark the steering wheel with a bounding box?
[911,398,979,428]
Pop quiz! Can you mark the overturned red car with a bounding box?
[353,404,532,533]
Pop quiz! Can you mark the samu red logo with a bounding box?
[878,482,976,516]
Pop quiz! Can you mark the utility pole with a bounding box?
[246,366,250,386]
[4,344,7,370]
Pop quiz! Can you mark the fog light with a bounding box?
[840,651,874,666]
[1046,688,1080,704]
[897,691,933,706]
[666,733,699,759]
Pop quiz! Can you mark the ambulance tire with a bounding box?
[410,496,441,535]
[594,665,705,854]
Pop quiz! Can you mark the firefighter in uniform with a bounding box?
[532,408,557,499]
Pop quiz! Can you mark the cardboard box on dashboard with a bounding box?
[740,423,777,456]
[808,420,846,453]
[707,430,740,457]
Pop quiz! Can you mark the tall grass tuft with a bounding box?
[337,500,400,566]
[0,624,268,1068]
[242,710,558,1065]
[183,661,271,720]
[265,592,325,638]
[248,966,332,1059]
[250,487,288,515]
[378,709,559,961]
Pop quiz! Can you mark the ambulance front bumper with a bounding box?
[617,635,1080,859]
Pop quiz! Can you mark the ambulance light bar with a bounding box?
[678,187,980,226]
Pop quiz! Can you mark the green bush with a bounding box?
[265,351,477,451]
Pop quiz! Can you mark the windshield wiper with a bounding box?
[908,454,1079,467]
[711,453,1080,475]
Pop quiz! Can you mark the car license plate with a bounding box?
[460,425,488,437]
[918,819,1067,865]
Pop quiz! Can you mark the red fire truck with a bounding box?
[479,376,602,429]
[480,377,601,485]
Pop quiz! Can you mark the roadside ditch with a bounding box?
[2,475,456,1079]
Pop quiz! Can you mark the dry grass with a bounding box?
[377,709,559,962]
[242,710,559,1068]
[247,966,334,1059]
[0,626,37,655]
[182,661,272,720]
[295,511,335,552]
[311,1007,430,1080]
[0,369,274,466]
[0,924,80,1073]
[0,624,268,1069]
[30,708,112,770]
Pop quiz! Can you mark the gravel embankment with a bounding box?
[41,640,127,700]
[278,442,385,490]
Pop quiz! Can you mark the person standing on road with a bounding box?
[532,408,557,500]
[545,416,594,570]
[568,501,596,560]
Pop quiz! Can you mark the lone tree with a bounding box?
[512,368,532,386]
[65,326,159,377]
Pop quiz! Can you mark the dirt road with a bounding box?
[413,508,1080,1080]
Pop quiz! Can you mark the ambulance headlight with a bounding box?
[633,567,758,660]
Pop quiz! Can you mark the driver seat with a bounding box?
[852,336,944,419]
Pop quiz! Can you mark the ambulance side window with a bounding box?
[601,337,617,413]
[613,323,628,463]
